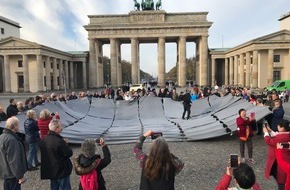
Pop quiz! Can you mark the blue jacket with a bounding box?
[270,106,285,131]
[24,118,40,143]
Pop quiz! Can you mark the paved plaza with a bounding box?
[0,92,289,189]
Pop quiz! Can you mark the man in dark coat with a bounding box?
[6,98,19,118]
[40,119,73,190]
[182,89,192,120]
[0,117,27,190]
[270,99,285,131]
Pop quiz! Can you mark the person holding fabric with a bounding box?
[236,108,256,164]
[264,119,290,190]
[38,109,60,139]
[73,138,111,190]
[133,130,184,190]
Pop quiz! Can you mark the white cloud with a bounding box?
[1,0,289,75]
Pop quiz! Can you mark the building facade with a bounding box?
[0,16,21,40]
[0,37,88,93]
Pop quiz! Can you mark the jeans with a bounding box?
[182,104,191,119]
[4,178,21,190]
[239,137,253,158]
[27,142,39,168]
[50,175,71,190]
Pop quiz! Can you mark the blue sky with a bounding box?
[0,0,289,76]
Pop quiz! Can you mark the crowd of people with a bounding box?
[0,84,290,189]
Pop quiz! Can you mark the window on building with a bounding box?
[44,76,46,86]
[51,62,53,69]
[273,55,280,62]
[57,63,59,70]
[43,62,46,68]
[18,60,23,67]
[18,75,24,88]
[1,28,4,35]
[273,71,281,81]
[57,77,60,86]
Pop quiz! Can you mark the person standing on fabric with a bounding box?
[263,119,290,190]
[24,110,41,171]
[133,130,184,190]
[270,99,285,132]
[40,119,73,190]
[182,89,192,120]
[73,138,111,190]
[0,117,27,190]
[38,109,60,139]
[236,108,256,164]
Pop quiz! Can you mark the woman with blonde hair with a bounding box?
[134,130,184,189]
[38,109,60,139]
[24,110,41,170]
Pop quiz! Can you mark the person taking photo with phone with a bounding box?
[133,130,184,190]
[276,142,290,190]
[263,119,290,190]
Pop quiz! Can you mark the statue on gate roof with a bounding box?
[133,0,162,11]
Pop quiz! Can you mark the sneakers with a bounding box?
[247,158,256,164]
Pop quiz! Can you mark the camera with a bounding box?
[230,154,239,168]
[264,121,268,127]
[95,138,100,144]
[151,132,163,140]
[281,142,290,149]
[51,112,55,116]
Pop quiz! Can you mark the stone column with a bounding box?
[268,49,274,86]
[116,40,122,87]
[245,52,251,87]
[225,58,229,86]
[53,58,58,90]
[211,58,216,87]
[23,54,29,92]
[158,37,166,87]
[178,36,186,87]
[3,55,11,92]
[82,61,87,89]
[59,59,64,89]
[110,38,118,87]
[64,60,69,88]
[36,54,43,91]
[131,38,139,84]
[229,56,234,85]
[95,40,103,87]
[252,50,258,88]
[234,55,238,85]
[69,61,74,89]
[200,35,209,86]
[45,56,51,91]
[89,39,96,88]
[239,54,244,86]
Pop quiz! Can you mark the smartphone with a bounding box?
[250,112,255,118]
[151,132,163,140]
[230,154,239,168]
[281,142,290,149]
[51,112,55,116]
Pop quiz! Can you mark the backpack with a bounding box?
[80,159,100,190]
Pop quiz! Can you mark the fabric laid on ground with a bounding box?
[0,95,272,144]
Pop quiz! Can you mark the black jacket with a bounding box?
[40,131,73,180]
[24,118,40,144]
[74,145,111,190]
[6,104,18,118]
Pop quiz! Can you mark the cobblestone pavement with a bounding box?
[0,135,279,189]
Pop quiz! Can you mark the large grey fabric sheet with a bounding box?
[0,96,272,144]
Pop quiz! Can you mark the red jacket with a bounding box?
[276,149,290,190]
[236,116,254,138]
[215,174,261,190]
[38,115,60,139]
[264,132,290,184]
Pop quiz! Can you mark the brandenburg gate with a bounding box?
[85,10,212,87]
